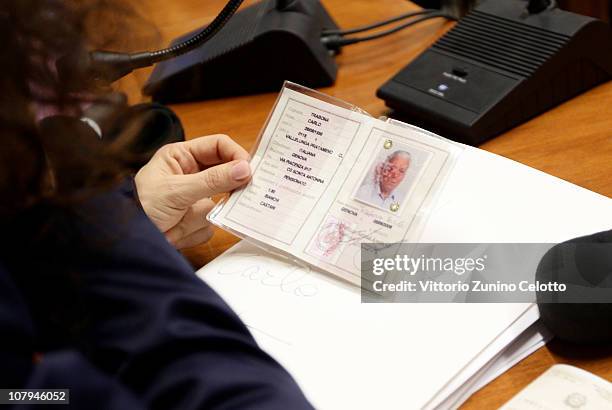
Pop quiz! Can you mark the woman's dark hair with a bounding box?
[0,0,156,217]
[0,0,158,348]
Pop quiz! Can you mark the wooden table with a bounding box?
[120,0,612,407]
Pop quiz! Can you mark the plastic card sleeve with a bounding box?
[208,81,464,286]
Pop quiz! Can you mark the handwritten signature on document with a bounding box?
[216,252,319,297]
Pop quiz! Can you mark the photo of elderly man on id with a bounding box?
[354,138,431,213]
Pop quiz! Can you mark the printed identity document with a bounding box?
[209,82,461,285]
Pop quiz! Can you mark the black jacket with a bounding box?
[0,181,312,409]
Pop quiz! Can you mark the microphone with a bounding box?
[56,0,244,87]
[55,50,151,88]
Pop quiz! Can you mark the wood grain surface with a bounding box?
[117,1,612,408]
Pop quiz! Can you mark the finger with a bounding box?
[174,225,215,249]
[184,134,250,167]
[173,159,251,205]
[165,198,215,245]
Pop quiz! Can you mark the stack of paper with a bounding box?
[197,142,610,409]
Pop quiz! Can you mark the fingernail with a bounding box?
[231,160,251,180]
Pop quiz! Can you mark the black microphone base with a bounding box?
[143,0,340,103]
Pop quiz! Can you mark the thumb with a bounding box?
[174,159,251,205]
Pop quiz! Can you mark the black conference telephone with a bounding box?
[377,0,612,145]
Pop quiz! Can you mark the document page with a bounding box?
[500,364,612,409]
[209,83,460,284]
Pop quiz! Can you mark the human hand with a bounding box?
[135,134,251,249]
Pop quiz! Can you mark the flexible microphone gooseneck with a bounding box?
[57,0,244,86]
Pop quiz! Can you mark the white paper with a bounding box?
[199,242,530,410]
[419,145,611,243]
[438,319,552,409]
[425,304,542,409]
